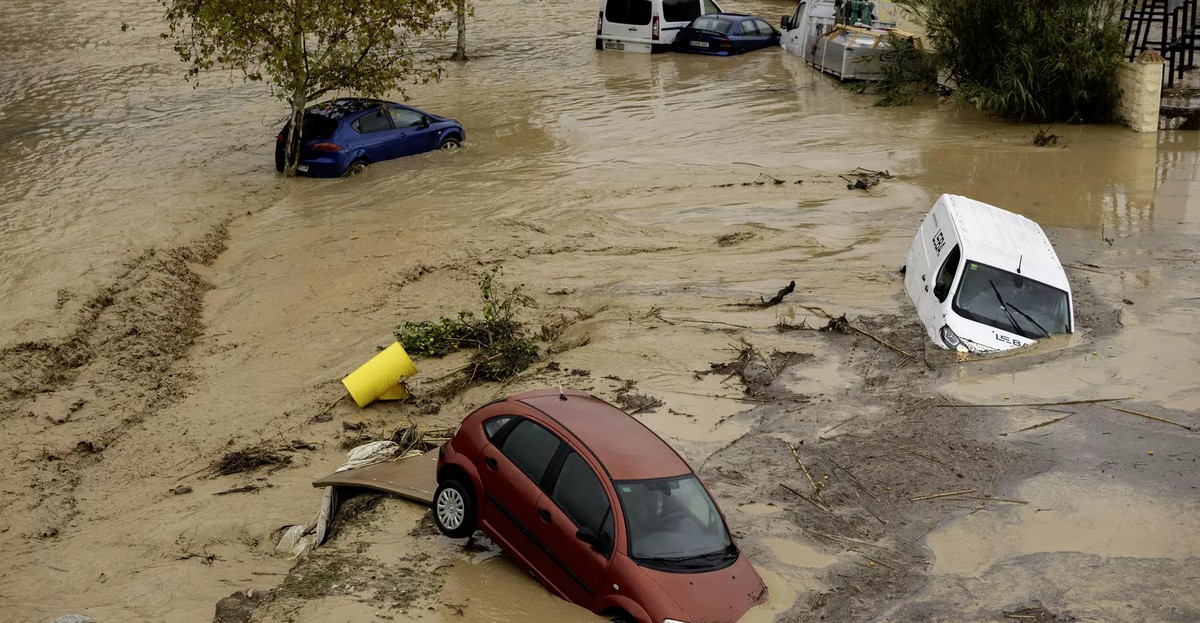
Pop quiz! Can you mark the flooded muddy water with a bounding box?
[928,472,1200,578]
[2,0,1198,621]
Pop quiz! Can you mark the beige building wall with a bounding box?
[1116,50,1165,132]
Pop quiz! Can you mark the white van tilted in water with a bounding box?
[597,0,724,53]
[903,195,1075,353]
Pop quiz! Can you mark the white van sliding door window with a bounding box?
[933,245,961,303]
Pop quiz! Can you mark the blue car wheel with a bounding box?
[344,159,369,177]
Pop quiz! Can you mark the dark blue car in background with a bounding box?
[671,13,781,55]
[275,98,465,177]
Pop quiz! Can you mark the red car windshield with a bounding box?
[616,475,735,570]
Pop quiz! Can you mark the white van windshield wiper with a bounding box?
[1006,302,1050,339]
[988,280,1023,336]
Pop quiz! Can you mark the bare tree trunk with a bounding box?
[451,0,468,61]
[284,89,307,177]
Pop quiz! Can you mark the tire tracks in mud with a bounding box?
[0,220,232,540]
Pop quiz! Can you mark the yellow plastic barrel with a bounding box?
[342,342,418,408]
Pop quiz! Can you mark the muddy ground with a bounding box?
[2,0,1199,622]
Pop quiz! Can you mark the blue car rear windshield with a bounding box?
[690,16,732,32]
[300,116,337,141]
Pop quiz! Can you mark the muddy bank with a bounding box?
[0,222,230,539]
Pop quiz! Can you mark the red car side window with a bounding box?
[483,415,514,441]
[551,452,613,549]
[499,420,561,486]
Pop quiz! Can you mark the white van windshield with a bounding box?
[952,261,1071,339]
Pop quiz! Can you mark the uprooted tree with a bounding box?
[162,0,454,176]
[899,0,1126,122]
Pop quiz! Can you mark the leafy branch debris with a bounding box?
[394,267,540,382]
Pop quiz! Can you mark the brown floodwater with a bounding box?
[2,0,1198,621]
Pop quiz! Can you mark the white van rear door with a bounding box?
[904,211,935,304]
[603,0,653,42]
[908,205,959,345]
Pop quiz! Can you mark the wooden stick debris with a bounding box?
[891,443,952,469]
[963,496,1028,504]
[824,411,866,434]
[909,488,977,502]
[1106,405,1193,431]
[1063,263,1115,275]
[933,397,1131,408]
[794,303,915,360]
[808,530,898,554]
[847,326,915,360]
[779,483,829,511]
[650,310,753,330]
[672,389,772,403]
[1012,413,1073,433]
[789,443,824,498]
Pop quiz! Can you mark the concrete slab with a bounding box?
[312,449,439,506]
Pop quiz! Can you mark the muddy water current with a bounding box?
[2,0,1199,621]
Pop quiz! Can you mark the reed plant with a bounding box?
[901,0,1126,122]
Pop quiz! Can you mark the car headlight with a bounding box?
[939,324,968,353]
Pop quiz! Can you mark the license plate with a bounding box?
[604,40,625,50]
[297,165,309,172]
[690,40,710,48]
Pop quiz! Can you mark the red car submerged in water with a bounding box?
[434,389,767,623]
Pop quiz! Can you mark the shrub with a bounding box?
[852,34,939,106]
[904,0,1126,122]
[394,268,539,382]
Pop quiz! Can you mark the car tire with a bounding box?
[439,136,462,151]
[344,159,369,176]
[433,479,477,538]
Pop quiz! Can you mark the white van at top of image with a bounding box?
[597,0,724,53]
[903,194,1075,353]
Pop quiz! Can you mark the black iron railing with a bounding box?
[1123,0,1198,87]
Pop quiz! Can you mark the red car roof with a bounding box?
[507,389,692,482]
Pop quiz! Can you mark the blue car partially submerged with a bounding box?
[275,98,465,178]
[671,13,781,55]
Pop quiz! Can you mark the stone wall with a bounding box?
[1116,50,1165,132]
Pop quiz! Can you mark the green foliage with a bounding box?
[850,35,938,107]
[902,0,1125,122]
[395,268,540,382]
[161,0,454,175]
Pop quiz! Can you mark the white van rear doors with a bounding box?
[603,0,654,44]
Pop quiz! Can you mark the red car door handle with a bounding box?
[537,508,552,523]
[485,457,498,471]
